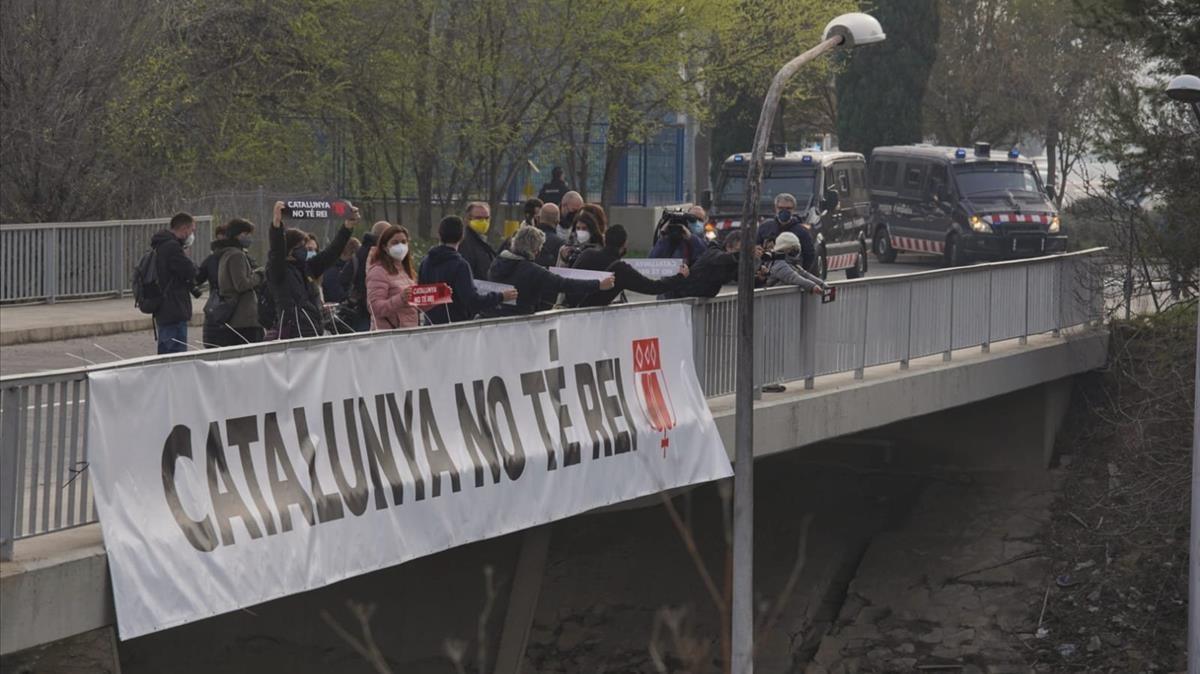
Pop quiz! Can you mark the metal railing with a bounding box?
[0,249,1106,559]
[0,217,215,304]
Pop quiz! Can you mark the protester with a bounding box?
[665,230,746,299]
[366,225,419,330]
[531,202,565,267]
[567,225,688,307]
[499,198,544,255]
[148,212,199,354]
[321,236,360,304]
[341,220,391,332]
[267,200,357,339]
[650,211,707,265]
[212,218,265,345]
[558,190,584,240]
[418,215,516,323]
[489,226,614,315]
[558,203,606,267]
[459,201,497,280]
[195,222,229,347]
[538,166,570,205]
[762,232,829,294]
[756,192,816,271]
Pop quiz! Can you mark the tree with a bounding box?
[835,0,939,155]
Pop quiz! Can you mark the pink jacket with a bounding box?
[366,261,419,330]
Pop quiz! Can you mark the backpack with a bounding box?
[132,248,163,314]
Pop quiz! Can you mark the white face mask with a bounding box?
[387,242,409,261]
[575,230,591,245]
[183,232,195,247]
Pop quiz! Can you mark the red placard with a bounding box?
[409,283,453,308]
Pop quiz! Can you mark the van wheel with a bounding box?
[846,241,867,279]
[944,233,964,267]
[873,227,897,263]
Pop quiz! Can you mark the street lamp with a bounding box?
[1165,72,1199,674]
[731,12,885,674]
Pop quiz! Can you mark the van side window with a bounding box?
[881,162,898,188]
[927,165,949,198]
[904,164,926,189]
[837,169,851,193]
[870,161,883,186]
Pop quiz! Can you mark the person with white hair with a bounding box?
[488,226,615,315]
[762,231,828,294]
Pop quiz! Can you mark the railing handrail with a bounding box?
[0,215,215,231]
[0,250,1105,388]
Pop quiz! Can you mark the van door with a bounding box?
[891,160,929,250]
[847,163,871,238]
[918,162,955,248]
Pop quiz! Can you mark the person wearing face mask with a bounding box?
[458,201,498,280]
[558,190,584,240]
[557,203,606,268]
[267,200,358,339]
[489,226,615,315]
[148,212,199,354]
[209,218,266,346]
[649,211,707,265]
[366,225,419,330]
[756,192,816,272]
[566,225,689,307]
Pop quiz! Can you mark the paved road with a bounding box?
[0,254,945,377]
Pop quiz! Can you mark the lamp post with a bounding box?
[731,13,885,674]
[1165,72,1200,674]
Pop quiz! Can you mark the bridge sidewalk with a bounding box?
[0,298,205,346]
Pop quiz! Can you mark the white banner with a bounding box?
[625,258,683,279]
[548,266,613,281]
[87,304,730,639]
[474,279,517,304]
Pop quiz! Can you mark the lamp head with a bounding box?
[822,12,886,48]
[1165,74,1200,103]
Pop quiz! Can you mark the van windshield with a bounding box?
[953,163,1043,197]
[715,166,818,209]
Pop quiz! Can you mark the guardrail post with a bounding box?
[983,270,992,353]
[803,294,817,390]
[114,223,127,297]
[1052,259,1063,337]
[855,287,869,379]
[1020,265,1030,345]
[943,273,954,362]
[691,302,707,394]
[42,229,58,303]
[901,282,912,370]
[1,386,21,561]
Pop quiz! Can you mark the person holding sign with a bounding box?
[267,200,358,339]
[489,226,614,315]
[418,216,516,324]
[566,225,689,307]
[365,225,419,330]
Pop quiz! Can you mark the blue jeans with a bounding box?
[156,321,189,354]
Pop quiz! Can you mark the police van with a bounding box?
[700,150,872,279]
[868,143,1066,266]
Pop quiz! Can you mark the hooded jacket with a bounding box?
[216,239,264,329]
[458,227,496,280]
[757,216,816,271]
[417,244,504,324]
[488,250,601,315]
[149,229,197,324]
[366,257,419,330]
[267,224,351,337]
[763,251,827,292]
[567,246,687,307]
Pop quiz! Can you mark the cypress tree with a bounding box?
[835,0,939,155]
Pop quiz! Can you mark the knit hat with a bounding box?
[774,231,801,254]
[284,228,308,251]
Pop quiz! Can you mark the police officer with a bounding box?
[756,193,815,272]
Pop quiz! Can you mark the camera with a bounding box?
[653,208,704,244]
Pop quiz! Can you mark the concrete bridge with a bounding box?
[0,249,1108,664]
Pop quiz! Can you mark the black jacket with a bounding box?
[488,250,601,315]
[458,228,496,280]
[267,225,351,337]
[417,244,504,324]
[537,178,570,205]
[567,247,686,307]
[756,217,816,271]
[150,229,197,324]
[668,248,740,298]
[196,242,224,296]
